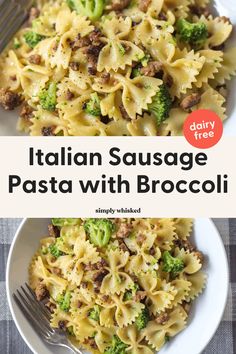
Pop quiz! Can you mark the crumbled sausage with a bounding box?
[195,251,204,264]
[102,295,109,302]
[77,301,83,308]
[164,74,173,88]
[140,61,163,77]
[45,301,56,313]
[84,259,108,271]
[41,126,56,136]
[111,0,131,11]
[66,89,75,101]
[174,239,196,253]
[158,12,167,21]
[119,241,130,253]
[58,320,68,331]
[52,267,61,275]
[89,28,102,45]
[219,16,231,24]
[48,224,60,238]
[100,72,110,84]
[117,222,132,238]
[71,35,91,50]
[35,283,49,301]
[69,62,80,71]
[88,65,97,75]
[155,312,170,324]
[139,0,151,12]
[0,88,22,110]
[182,301,191,314]
[101,115,111,124]
[134,291,147,302]
[93,269,109,292]
[136,233,146,245]
[20,102,34,121]
[149,246,156,256]
[180,93,201,111]
[28,54,41,65]
[189,5,210,17]
[81,281,88,289]
[83,337,98,349]
[119,104,130,120]
[10,75,17,81]
[28,7,40,24]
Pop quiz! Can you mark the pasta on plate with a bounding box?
[29,218,206,353]
[0,0,235,136]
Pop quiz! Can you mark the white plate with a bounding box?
[0,0,236,136]
[6,218,229,354]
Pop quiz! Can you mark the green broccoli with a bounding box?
[66,0,105,21]
[148,84,172,125]
[135,307,150,330]
[52,218,80,227]
[24,31,45,48]
[104,335,128,354]
[88,305,101,321]
[162,251,184,275]
[84,93,101,116]
[39,82,57,111]
[13,38,21,49]
[67,326,75,336]
[84,218,113,247]
[123,283,139,301]
[176,19,208,46]
[57,291,71,312]
[49,243,63,258]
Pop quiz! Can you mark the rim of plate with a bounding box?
[6,218,229,354]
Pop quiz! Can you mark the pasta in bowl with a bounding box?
[29,218,206,353]
[0,0,236,136]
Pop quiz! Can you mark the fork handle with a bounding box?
[60,340,82,354]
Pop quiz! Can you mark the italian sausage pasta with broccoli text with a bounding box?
[0,0,235,136]
[29,218,206,353]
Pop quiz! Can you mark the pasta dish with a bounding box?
[0,0,235,136]
[30,218,206,353]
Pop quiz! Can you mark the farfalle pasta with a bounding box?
[0,0,235,136]
[29,217,206,353]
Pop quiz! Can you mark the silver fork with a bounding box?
[0,0,34,53]
[13,283,82,354]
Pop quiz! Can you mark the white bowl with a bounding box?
[6,218,229,354]
[0,0,236,136]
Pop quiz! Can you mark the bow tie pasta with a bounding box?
[0,0,235,136]
[29,217,206,353]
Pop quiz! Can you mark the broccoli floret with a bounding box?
[84,93,101,116]
[177,19,208,46]
[123,283,139,301]
[24,31,45,48]
[131,67,141,78]
[52,218,80,227]
[84,218,113,247]
[135,307,150,330]
[13,38,21,49]
[104,335,128,354]
[148,84,172,125]
[57,291,71,312]
[66,0,105,21]
[88,305,101,321]
[49,243,63,258]
[39,82,57,111]
[67,326,75,336]
[162,251,184,275]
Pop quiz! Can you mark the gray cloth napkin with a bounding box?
[0,218,235,354]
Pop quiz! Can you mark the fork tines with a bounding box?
[13,283,54,340]
[0,0,34,53]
